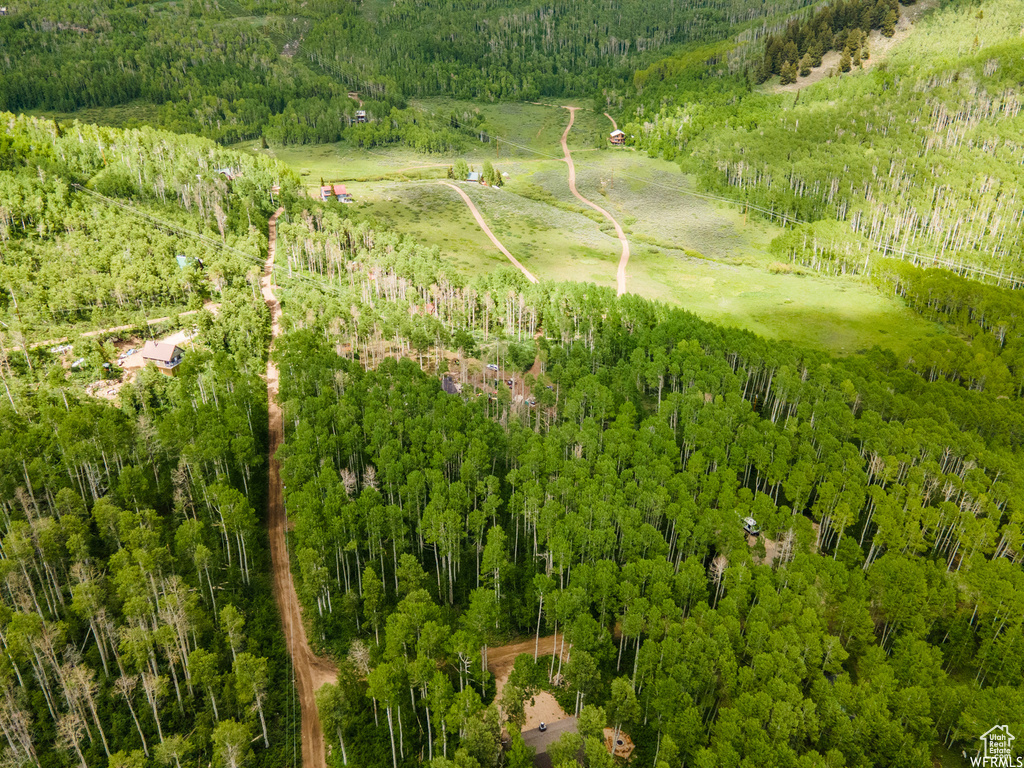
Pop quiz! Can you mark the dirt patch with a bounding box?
[488,634,571,730]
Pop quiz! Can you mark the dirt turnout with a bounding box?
[488,634,571,731]
[263,207,338,768]
[560,107,630,296]
[438,181,539,284]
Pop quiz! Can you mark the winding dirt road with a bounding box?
[604,112,618,130]
[263,207,337,768]
[560,107,630,296]
[438,181,539,284]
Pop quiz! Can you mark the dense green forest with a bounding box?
[0,120,303,767]
[0,0,818,142]
[624,0,1024,279]
[0,113,288,342]
[260,195,1024,767]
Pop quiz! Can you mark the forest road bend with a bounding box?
[263,206,338,768]
[603,112,618,131]
[437,181,539,284]
[560,106,630,297]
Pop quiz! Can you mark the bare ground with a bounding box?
[488,634,571,731]
[263,207,338,768]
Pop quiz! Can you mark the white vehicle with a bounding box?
[742,516,760,536]
[486,364,499,371]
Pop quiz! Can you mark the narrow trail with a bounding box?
[560,107,630,296]
[262,207,337,768]
[603,112,618,131]
[438,181,538,284]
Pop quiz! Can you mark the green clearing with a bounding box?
[253,101,944,357]
[25,100,162,129]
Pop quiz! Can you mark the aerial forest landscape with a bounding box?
[1,0,1024,765]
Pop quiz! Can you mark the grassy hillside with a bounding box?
[627,0,1024,278]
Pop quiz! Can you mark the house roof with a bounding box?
[141,340,183,362]
[467,172,481,181]
[333,183,348,195]
[355,110,366,116]
[610,129,625,137]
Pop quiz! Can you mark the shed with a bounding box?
[141,341,184,376]
[441,375,459,395]
[466,171,482,183]
[609,129,625,145]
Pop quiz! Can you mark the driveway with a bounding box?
[523,717,578,767]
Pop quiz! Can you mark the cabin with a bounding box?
[333,183,353,203]
[141,341,184,376]
[0,7,8,15]
[609,129,625,145]
[321,185,334,202]
[355,110,367,123]
[466,171,482,183]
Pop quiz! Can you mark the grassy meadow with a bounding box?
[246,100,944,356]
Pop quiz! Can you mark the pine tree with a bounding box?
[780,61,798,85]
[799,53,812,77]
[882,8,897,36]
[839,48,852,72]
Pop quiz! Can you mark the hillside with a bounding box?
[627,0,1024,278]
[1,0,816,140]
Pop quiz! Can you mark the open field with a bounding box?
[246,101,946,356]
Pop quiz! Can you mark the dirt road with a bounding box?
[603,112,617,131]
[438,181,539,284]
[263,207,338,768]
[560,107,630,296]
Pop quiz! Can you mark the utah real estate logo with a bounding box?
[973,725,1022,767]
